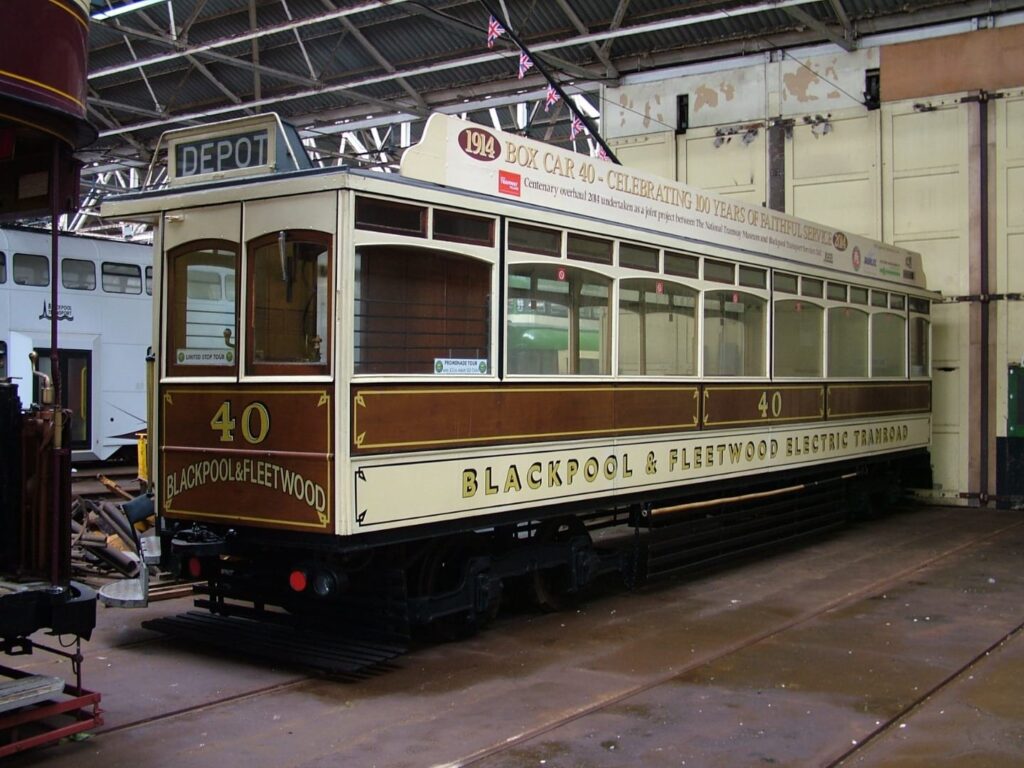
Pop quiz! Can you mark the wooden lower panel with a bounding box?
[827,382,931,418]
[352,384,700,453]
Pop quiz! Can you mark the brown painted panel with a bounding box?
[881,27,1024,102]
[702,385,825,428]
[161,385,333,532]
[827,382,931,418]
[352,384,699,453]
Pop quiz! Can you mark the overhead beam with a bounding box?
[783,4,856,51]
[552,0,620,79]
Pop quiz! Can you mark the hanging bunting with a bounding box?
[517,51,533,79]
[570,115,584,139]
[544,85,560,112]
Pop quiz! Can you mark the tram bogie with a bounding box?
[102,113,936,638]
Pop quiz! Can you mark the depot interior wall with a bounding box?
[601,25,1024,504]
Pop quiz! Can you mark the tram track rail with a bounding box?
[66,512,1021,758]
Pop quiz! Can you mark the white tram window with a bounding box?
[619,243,659,272]
[13,253,49,286]
[354,245,490,375]
[507,264,611,375]
[773,272,798,294]
[871,313,906,377]
[703,290,766,377]
[167,242,238,375]
[704,259,734,285]
[145,266,153,295]
[827,306,868,377]
[508,222,561,257]
[0,252,6,283]
[62,258,96,290]
[567,233,613,265]
[102,262,142,294]
[249,230,332,374]
[910,316,930,377]
[618,278,697,376]
[774,299,823,377]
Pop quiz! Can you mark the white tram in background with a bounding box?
[0,226,151,462]
[102,113,937,639]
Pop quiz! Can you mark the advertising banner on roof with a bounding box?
[401,114,926,289]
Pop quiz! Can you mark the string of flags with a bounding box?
[486,13,607,158]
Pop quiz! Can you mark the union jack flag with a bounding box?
[570,115,584,139]
[486,15,505,48]
[596,145,609,160]
[517,51,533,79]
[544,85,560,111]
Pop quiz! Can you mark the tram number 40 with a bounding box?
[210,400,270,444]
[758,390,783,419]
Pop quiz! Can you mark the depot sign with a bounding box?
[174,129,270,179]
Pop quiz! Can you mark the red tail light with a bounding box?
[288,569,308,592]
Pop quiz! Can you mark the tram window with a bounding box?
[774,300,823,377]
[704,259,734,285]
[102,262,142,294]
[166,241,238,375]
[908,297,930,315]
[827,282,847,302]
[508,222,561,257]
[0,253,5,283]
[355,246,490,375]
[802,278,823,298]
[507,263,611,375]
[871,290,888,308]
[619,243,659,272]
[62,258,96,290]
[872,313,906,377]
[738,266,766,289]
[827,307,868,377]
[567,233,613,265]
[703,290,766,377]
[619,278,697,376]
[664,251,699,278]
[13,253,48,286]
[433,209,494,246]
[890,294,906,311]
[249,230,332,374]
[354,196,426,237]
[0,341,5,378]
[849,286,868,305]
[145,266,153,295]
[910,317,930,377]
[773,272,798,294]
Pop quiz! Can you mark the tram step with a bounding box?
[142,611,408,676]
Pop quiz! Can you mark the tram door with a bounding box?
[33,348,91,450]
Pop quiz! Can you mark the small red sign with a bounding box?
[852,246,862,271]
[498,170,521,197]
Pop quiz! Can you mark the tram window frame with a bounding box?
[102,262,143,294]
[774,296,824,378]
[13,253,49,286]
[165,240,240,378]
[664,251,699,279]
[618,277,698,377]
[871,290,888,308]
[567,232,613,265]
[354,245,492,377]
[0,252,6,283]
[773,272,799,294]
[246,229,333,377]
[802,277,823,298]
[354,196,427,237]
[508,222,562,257]
[145,266,153,295]
[909,311,931,378]
[62,258,96,291]
[849,286,869,305]
[619,243,659,272]
[827,282,847,302]
[703,287,768,378]
[507,262,612,376]
[890,293,906,311]
[738,265,767,289]
[703,259,735,285]
[871,311,906,377]
[432,208,495,247]
[827,304,869,377]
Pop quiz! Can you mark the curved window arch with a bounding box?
[703,290,766,377]
[827,306,868,377]
[247,230,332,376]
[774,299,823,377]
[354,244,491,375]
[872,312,906,377]
[507,263,611,375]
[165,239,239,377]
[619,278,697,376]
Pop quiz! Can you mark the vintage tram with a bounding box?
[101,113,934,639]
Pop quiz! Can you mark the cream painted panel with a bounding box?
[929,432,962,499]
[791,179,876,239]
[889,107,962,174]
[162,203,241,252]
[1007,166,1024,229]
[790,114,876,179]
[891,173,962,238]
[244,191,336,243]
[608,131,677,178]
[896,236,965,297]
[679,127,765,202]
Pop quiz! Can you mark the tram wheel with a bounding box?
[530,516,590,612]
[415,534,500,641]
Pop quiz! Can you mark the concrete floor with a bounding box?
[4,504,1023,767]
